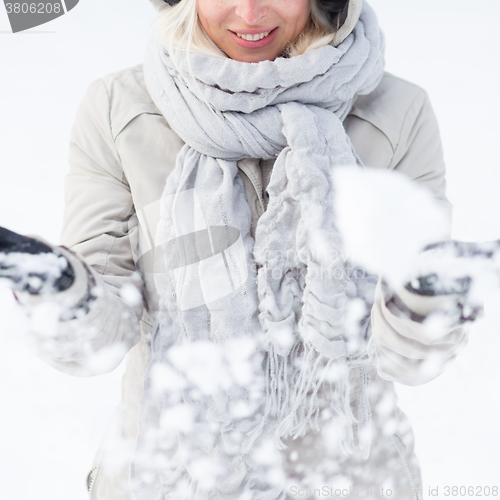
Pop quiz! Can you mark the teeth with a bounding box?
[236,31,271,41]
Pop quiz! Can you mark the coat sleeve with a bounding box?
[369,89,470,386]
[14,78,144,377]
[389,88,452,227]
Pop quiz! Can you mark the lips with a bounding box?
[229,27,278,50]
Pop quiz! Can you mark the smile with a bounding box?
[230,28,278,50]
[236,31,271,41]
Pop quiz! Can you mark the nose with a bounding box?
[234,0,269,25]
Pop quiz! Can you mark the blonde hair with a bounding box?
[153,0,338,61]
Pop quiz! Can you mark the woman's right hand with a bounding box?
[0,226,75,295]
[398,239,500,324]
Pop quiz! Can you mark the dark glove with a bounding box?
[402,239,500,322]
[0,226,75,295]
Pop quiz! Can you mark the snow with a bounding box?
[119,283,143,307]
[333,167,450,288]
[0,251,69,294]
[1,1,500,499]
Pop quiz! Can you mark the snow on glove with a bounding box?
[398,239,500,324]
[0,226,75,295]
[367,238,496,385]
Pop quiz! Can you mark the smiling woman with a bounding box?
[196,0,311,62]
[153,0,353,62]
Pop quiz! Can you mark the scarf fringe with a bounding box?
[244,343,373,460]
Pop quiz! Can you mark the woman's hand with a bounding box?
[0,226,75,295]
[368,238,499,385]
[397,239,500,324]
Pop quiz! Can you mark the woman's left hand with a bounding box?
[0,226,75,295]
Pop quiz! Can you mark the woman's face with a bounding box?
[197,0,311,63]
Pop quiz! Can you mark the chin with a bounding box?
[228,49,282,63]
[237,55,276,63]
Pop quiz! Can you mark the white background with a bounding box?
[1,1,499,499]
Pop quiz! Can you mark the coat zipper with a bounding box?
[86,452,104,500]
[391,433,420,500]
[86,466,97,496]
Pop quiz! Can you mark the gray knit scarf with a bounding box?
[131,4,385,499]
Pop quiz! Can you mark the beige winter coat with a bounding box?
[16,65,469,500]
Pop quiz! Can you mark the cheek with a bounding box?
[197,0,227,32]
[280,0,310,33]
